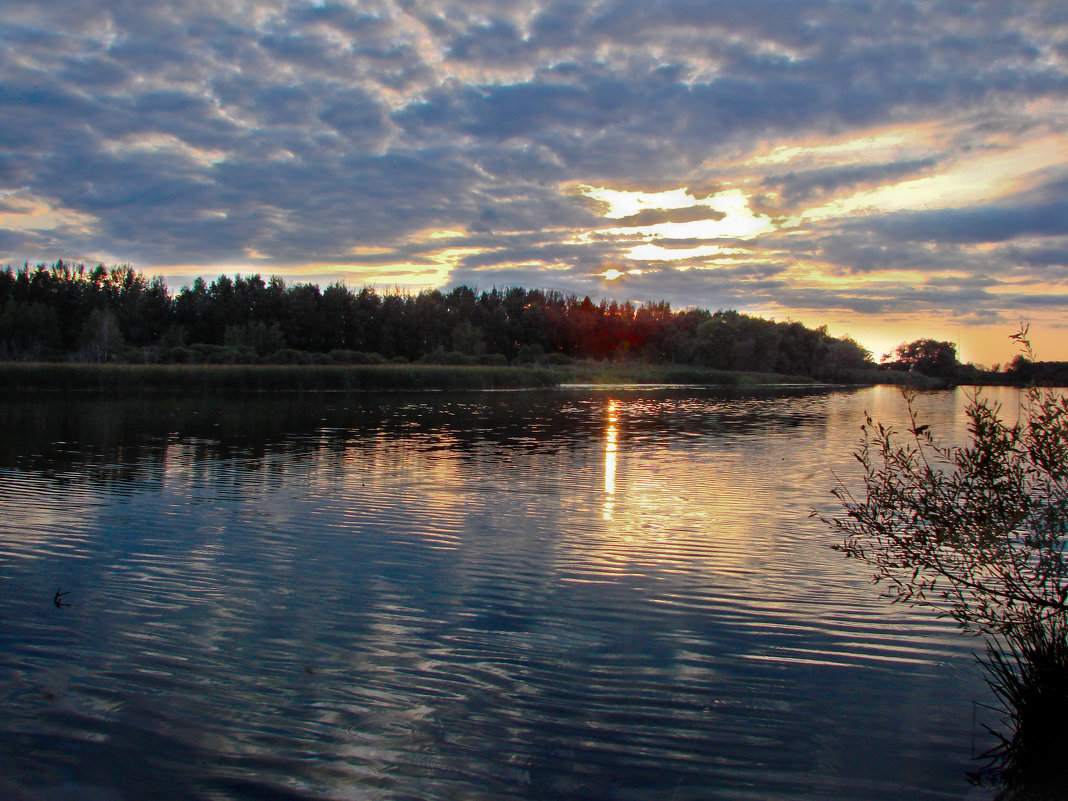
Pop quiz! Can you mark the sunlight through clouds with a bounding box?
[602,190,775,241]
[577,186,777,268]
[801,133,1068,223]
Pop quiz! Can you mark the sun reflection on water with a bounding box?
[603,400,618,520]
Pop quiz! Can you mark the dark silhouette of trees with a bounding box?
[883,338,959,378]
[0,261,875,378]
[0,298,60,360]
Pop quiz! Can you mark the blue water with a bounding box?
[0,386,1007,800]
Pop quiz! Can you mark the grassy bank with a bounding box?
[1,360,901,393]
[1,362,560,392]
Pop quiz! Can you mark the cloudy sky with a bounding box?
[2,0,1067,364]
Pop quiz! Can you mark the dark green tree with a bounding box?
[0,299,61,360]
[174,277,213,344]
[80,307,124,362]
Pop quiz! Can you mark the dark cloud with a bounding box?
[859,198,1068,244]
[59,55,130,89]
[765,283,1000,318]
[318,86,389,133]
[797,233,974,275]
[997,242,1068,272]
[446,17,525,63]
[614,207,727,227]
[456,242,617,271]
[763,159,939,205]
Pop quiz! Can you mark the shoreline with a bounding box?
[0,360,963,393]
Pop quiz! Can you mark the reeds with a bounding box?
[975,616,1068,795]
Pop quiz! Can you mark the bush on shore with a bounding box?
[822,330,1068,791]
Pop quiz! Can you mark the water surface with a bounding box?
[0,386,1010,800]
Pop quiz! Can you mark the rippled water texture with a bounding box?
[0,386,1017,800]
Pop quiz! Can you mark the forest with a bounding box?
[0,262,881,380]
[6,260,1060,385]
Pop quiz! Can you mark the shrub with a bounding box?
[822,329,1068,787]
[541,352,573,366]
[269,348,313,365]
[328,349,387,365]
[440,351,476,365]
[976,617,1068,791]
[160,346,194,364]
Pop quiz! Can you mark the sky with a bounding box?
[2,0,1067,366]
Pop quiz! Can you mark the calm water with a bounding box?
[0,386,1019,801]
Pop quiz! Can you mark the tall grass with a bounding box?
[975,617,1068,796]
[1,362,559,392]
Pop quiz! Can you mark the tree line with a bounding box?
[0,260,886,379]
[879,337,1068,385]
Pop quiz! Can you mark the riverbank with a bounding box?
[1,360,843,392]
[0,360,962,393]
[0,362,559,392]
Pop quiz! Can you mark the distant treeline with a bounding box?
[876,336,1068,386]
[2,260,876,379]
[1000,359,1068,387]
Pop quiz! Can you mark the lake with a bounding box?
[0,385,1018,800]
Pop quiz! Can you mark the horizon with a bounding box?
[2,2,1066,367]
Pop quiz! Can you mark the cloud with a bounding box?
[997,242,1068,273]
[856,189,1068,245]
[763,158,940,205]
[613,207,727,227]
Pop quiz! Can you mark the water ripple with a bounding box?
[0,388,1003,801]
